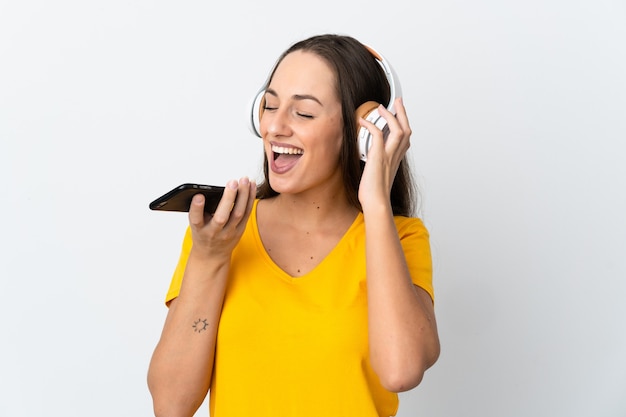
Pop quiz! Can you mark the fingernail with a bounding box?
[227,180,238,189]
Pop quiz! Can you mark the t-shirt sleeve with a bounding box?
[164,226,193,306]
[397,217,434,303]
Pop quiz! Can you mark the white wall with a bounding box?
[1,1,625,416]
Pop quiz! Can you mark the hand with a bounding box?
[357,98,411,212]
[188,177,256,261]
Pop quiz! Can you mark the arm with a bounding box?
[359,99,440,392]
[147,178,256,417]
[363,206,440,392]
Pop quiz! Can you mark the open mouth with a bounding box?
[272,144,303,157]
[271,144,303,171]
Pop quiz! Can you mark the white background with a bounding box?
[1,1,625,416]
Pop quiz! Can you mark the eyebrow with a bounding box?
[265,88,323,106]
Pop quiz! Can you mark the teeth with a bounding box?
[272,145,303,155]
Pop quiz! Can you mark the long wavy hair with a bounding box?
[256,34,417,217]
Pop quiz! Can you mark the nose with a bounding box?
[261,106,292,138]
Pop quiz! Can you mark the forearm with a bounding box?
[364,205,440,392]
[147,252,230,417]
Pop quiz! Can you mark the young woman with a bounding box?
[148,34,440,417]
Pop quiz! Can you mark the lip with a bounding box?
[269,141,303,174]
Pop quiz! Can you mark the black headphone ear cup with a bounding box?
[355,101,382,161]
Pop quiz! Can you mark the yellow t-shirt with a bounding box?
[166,199,433,417]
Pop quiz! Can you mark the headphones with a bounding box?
[247,45,402,162]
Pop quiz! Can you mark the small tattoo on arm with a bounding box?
[192,318,209,333]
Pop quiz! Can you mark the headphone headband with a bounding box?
[364,45,402,114]
[247,43,402,161]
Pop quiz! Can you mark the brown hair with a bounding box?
[256,34,417,217]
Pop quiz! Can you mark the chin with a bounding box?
[267,180,291,195]
[268,176,302,196]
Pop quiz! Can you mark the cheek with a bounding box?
[318,135,344,172]
[325,116,344,153]
[331,127,345,157]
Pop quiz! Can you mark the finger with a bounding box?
[189,193,207,228]
[212,179,239,227]
[238,180,257,232]
[391,97,411,131]
[378,103,403,137]
[361,105,403,159]
[358,115,378,134]
[247,180,257,211]
[358,116,385,156]
[226,177,252,228]
[378,100,411,153]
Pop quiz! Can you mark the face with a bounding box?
[259,50,344,196]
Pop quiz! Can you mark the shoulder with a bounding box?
[393,216,429,239]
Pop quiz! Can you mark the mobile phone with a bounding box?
[149,183,225,214]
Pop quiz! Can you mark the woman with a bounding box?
[147,34,440,417]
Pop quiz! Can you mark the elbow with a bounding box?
[151,400,175,417]
[376,345,441,393]
[151,405,191,417]
[148,375,204,417]
[376,363,429,393]
[150,393,201,417]
[148,383,179,417]
[378,369,425,393]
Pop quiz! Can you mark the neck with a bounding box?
[266,188,359,230]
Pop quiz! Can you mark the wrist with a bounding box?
[187,247,231,273]
[361,198,393,218]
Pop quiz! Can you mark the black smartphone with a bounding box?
[149,183,225,214]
